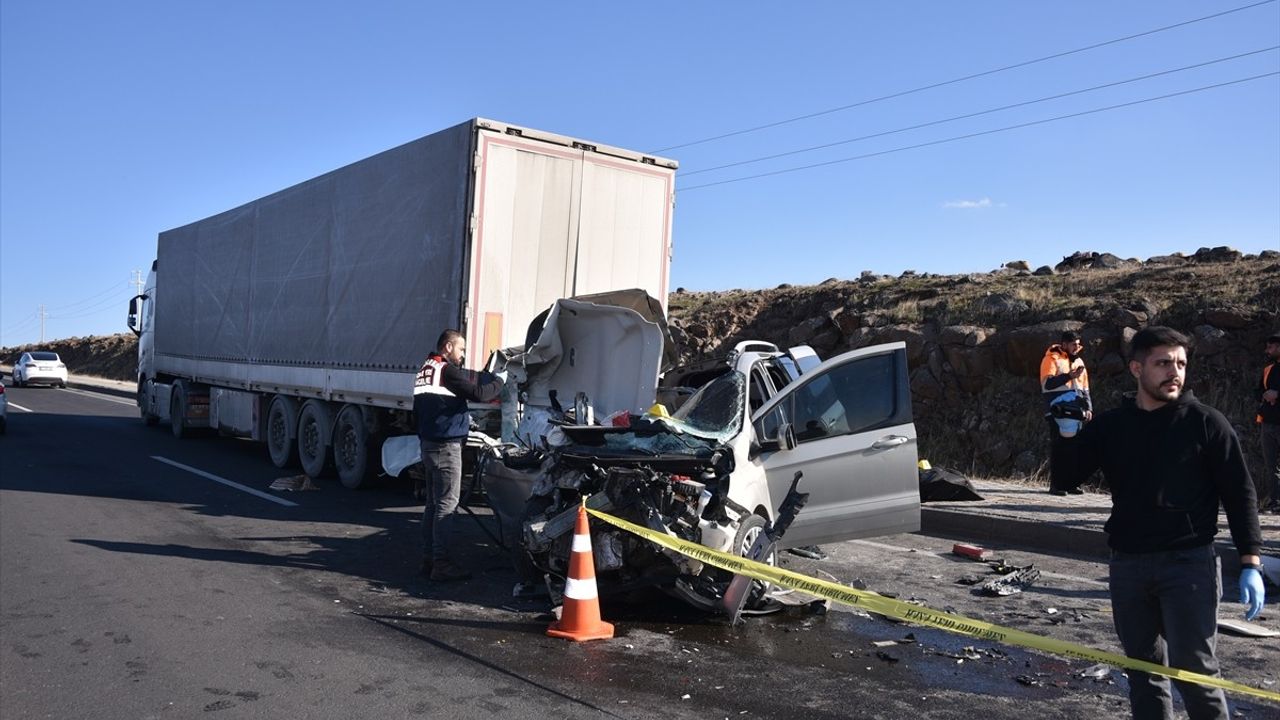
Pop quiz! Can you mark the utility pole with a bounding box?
[131,269,145,296]
[38,304,47,344]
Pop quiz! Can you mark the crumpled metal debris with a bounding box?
[269,475,318,491]
[1078,663,1113,681]
[980,565,1040,596]
[787,545,829,560]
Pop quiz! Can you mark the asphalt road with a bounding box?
[2,381,1276,719]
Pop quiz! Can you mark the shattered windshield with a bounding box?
[669,371,745,441]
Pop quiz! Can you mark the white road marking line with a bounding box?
[849,538,1108,587]
[151,456,298,507]
[59,386,137,406]
[7,402,33,412]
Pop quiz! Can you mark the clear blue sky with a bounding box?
[2,1,1277,347]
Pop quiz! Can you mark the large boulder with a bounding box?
[1191,246,1242,263]
[1000,320,1086,377]
[937,325,996,391]
[1192,325,1230,356]
[977,293,1030,318]
[1055,251,1098,273]
[852,324,929,367]
[1092,253,1131,270]
[1203,307,1251,330]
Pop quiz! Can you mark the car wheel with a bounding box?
[732,514,776,608]
[671,512,776,612]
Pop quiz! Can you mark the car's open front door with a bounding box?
[751,342,920,548]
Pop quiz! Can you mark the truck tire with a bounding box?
[266,395,299,469]
[139,379,160,426]
[297,400,333,478]
[170,382,189,439]
[333,404,371,490]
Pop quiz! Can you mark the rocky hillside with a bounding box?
[5,247,1278,483]
[2,333,138,381]
[668,247,1279,484]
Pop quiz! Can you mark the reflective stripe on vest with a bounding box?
[414,356,457,397]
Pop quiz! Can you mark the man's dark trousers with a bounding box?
[1108,545,1229,720]
[420,438,464,563]
[1046,416,1077,492]
[1261,422,1280,506]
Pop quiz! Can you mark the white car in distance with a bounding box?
[13,351,68,388]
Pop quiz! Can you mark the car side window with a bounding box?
[758,353,899,445]
[765,360,794,393]
[747,365,771,416]
[756,398,786,442]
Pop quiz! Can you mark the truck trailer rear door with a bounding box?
[466,124,675,363]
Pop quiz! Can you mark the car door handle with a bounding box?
[872,435,909,449]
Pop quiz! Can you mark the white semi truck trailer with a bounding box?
[128,118,677,489]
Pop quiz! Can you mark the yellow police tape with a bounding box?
[586,507,1280,704]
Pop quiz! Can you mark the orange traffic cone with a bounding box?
[546,504,615,641]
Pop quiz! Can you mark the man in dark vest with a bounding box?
[414,329,503,581]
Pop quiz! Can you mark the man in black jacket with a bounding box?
[1062,326,1265,720]
[1258,333,1280,513]
[414,329,503,581]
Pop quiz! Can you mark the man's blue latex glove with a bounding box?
[1240,567,1265,621]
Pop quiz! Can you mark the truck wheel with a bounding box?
[139,379,160,426]
[266,395,299,468]
[170,383,189,439]
[297,400,333,478]
[333,404,371,490]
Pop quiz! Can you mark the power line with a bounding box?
[47,281,130,312]
[682,46,1280,177]
[49,289,135,321]
[3,313,40,334]
[653,0,1278,153]
[678,71,1280,192]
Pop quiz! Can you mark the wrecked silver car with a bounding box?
[479,290,922,611]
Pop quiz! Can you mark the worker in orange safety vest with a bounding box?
[1041,330,1092,495]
